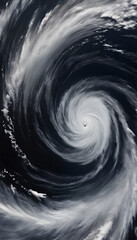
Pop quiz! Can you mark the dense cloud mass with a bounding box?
[0,0,137,239]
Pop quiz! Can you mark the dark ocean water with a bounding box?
[0,0,137,239]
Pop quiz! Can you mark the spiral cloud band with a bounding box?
[0,0,137,239]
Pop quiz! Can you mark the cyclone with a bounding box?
[0,0,137,240]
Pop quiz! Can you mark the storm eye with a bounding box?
[83,122,87,127]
